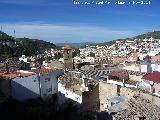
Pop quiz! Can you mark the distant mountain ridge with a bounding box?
[56,42,95,48]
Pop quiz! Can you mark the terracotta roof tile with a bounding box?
[0,70,36,79]
[16,71,35,77]
[0,68,57,80]
[152,56,160,62]
[0,73,17,79]
[32,68,54,74]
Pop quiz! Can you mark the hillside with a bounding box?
[0,31,14,42]
[97,31,160,46]
[0,31,57,58]
[134,31,160,39]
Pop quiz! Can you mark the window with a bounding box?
[67,50,70,54]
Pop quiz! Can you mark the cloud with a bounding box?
[0,22,135,43]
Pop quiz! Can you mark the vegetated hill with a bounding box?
[0,31,14,42]
[134,31,160,39]
[0,31,57,58]
[97,31,160,46]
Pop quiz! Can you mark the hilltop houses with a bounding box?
[1,37,160,119]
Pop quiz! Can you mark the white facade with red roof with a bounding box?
[140,71,160,96]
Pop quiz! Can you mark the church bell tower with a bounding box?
[62,44,73,70]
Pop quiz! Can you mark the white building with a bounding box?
[58,58,64,63]
[81,57,95,63]
[148,48,160,56]
[19,55,28,63]
[11,70,40,101]
[73,56,81,64]
[57,71,91,105]
[58,83,83,104]
[38,68,64,99]
[0,68,64,101]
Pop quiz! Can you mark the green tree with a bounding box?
[54,52,63,60]
[72,49,80,58]
[89,52,95,57]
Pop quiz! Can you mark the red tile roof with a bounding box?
[16,71,35,77]
[32,68,54,74]
[0,71,36,79]
[109,71,129,80]
[0,73,17,79]
[142,71,160,83]
[0,68,55,79]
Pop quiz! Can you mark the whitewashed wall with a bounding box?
[157,65,160,72]
[11,74,40,101]
[107,80,124,86]
[40,69,64,100]
[40,73,52,99]
[11,69,64,101]
[58,82,82,104]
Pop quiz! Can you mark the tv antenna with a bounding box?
[14,30,16,38]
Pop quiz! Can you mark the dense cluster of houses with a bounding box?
[1,40,160,118]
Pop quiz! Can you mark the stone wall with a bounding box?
[120,87,139,98]
[120,88,160,107]
[99,82,117,111]
[82,83,100,112]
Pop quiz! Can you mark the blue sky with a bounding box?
[0,0,160,43]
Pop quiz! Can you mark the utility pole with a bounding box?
[0,26,2,37]
[14,30,15,38]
